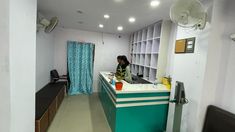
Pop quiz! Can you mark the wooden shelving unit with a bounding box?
[130,20,172,83]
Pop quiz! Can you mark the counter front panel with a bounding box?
[98,72,170,132]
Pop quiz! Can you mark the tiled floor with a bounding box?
[48,94,111,132]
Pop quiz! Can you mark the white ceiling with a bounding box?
[38,0,173,34]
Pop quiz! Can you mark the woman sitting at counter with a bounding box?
[120,56,132,83]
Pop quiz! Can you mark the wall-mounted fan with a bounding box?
[37,13,59,33]
[170,0,207,30]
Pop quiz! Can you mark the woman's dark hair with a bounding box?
[117,56,122,60]
[121,56,130,68]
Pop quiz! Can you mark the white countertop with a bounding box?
[100,72,170,94]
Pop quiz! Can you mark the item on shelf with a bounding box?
[137,73,143,78]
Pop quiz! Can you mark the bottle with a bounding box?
[153,80,158,88]
[112,79,116,86]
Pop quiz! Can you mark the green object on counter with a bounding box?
[116,64,124,81]
[98,74,170,132]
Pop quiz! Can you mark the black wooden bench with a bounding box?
[35,82,66,132]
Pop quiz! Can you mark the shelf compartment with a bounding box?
[134,56,138,64]
[137,42,141,53]
[130,54,133,63]
[154,23,162,38]
[132,65,136,75]
[149,68,157,82]
[132,43,135,53]
[131,64,134,72]
[142,28,148,41]
[133,43,138,53]
[131,64,136,75]
[146,40,153,53]
[137,31,142,42]
[132,54,136,64]
[130,34,134,44]
[144,67,150,80]
[136,54,140,64]
[147,25,154,39]
[152,39,160,53]
[138,66,144,75]
[145,54,151,66]
[130,45,133,54]
[135,65,139,75]
[140,54,145,65]
[150,54,158,68]
[134,32,138,43]
[141,41,146,53]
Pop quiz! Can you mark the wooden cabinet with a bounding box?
[57,88,65,109]
[48,99,57,124]
[35,110,49,132]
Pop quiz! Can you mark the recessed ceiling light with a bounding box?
[99,24,104,28]
[114,0,124,2]
[129,17,136,23]
[150,0,160,7]
[117,26,123,31]
[104,14,110,19]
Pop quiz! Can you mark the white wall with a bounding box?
[197,0,228,130]
[166,0,213,131]
[1,0,37,131]
[9,0,37,131]
[200,0,235,122]
[36,31,55,91]
[167,0,235,131]
[53,28,129,92]
[166,24,211,132]
[0,0,10,131]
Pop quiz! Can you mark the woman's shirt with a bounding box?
[124,65,132,83]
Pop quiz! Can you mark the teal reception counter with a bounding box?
[98,72,171,132]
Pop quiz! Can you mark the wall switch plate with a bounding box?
[185,37,196,53]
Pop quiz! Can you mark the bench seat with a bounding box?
[35,82,66,132]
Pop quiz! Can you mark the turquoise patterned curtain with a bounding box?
[67,41,94,95]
